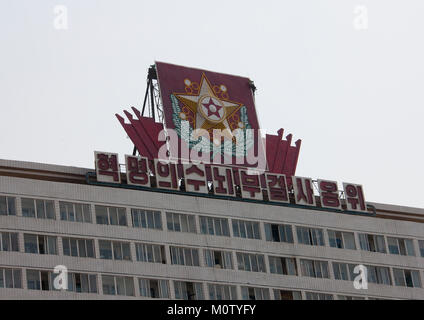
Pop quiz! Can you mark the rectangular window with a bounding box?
[236,252,266,273]
[99,240,131,261]
[95,205,127,226]
[24,234,57,255]
[328,230,356,250]
[419,240,424,258]
[0,232,19,252]
[268,256,297,276]
[393,269,421,288]
[170,246,199,267]
[305,292,333,300]
[21,198,55,220]
[135,242,166,264]
[0,195,16,216]
[232,219,261,240]
[131,209,162,230]
[139,278,170,298]
[337,295,365,300]
[102,275,134,296]
[59,201,91,223]
[274,289,302,300]
[296,226,325,246]
[387,237,415,256]
[366,265,392,285]
[264,223,293,243]
[26,270,52,291]
[332,262,357,281]
[65,273,97,293]
[174,281,204,300]
[204,249,233,269]
[300,259,329,279]
[62,237,95,258]
[208,283,237,300]
[358,233,386,253]
[0,268,22,289]
[166,212,196,233]
[241,286,270,300]
[199,216,230,237]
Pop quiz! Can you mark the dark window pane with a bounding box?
[22,198,35,217]
[7,197,16,215]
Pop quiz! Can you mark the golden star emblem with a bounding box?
[174,73,243,142]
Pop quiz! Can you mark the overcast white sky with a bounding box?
[1,0,423,209]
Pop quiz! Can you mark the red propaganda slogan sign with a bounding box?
[155,62,267,170]
[94,152,369,214]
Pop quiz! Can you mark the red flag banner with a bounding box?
[156,61,266,170]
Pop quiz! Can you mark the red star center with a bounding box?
[202,97,222,119]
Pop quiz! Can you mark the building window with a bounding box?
[59,201,91,223]
[0,268,22,289]
[387,237,415,256]
[95,205,127,226]
[0,232,19,252]
[393,269,421,288]
[296,226,325,246]
[300,259,329,279]
[274,289,302,300]
[366,265,392,285]
[332,262,357,281]
[264,223,293,243]
[174,281,204,300]
[358,233,386,253]
[135,243,166,264]
[204,249,233,269]
[268,256,297,276]
[98,240,131,261]
[419,240,424,258]
[236,252,266,273]
[24,234,57,255]
[66,273,98,293]
[232,219,261,240]
[102,275,135,296]
[166,212,196,233]
[131,209,162,230]
[170,246,200,267]
[241,286,270,300]
[62,237,95,258]
[208,283,237,300]
[328,230,356,250]
[337,295,365,300]
[139,278,170,298]
[26,269,52,291]
[0,195,16,216]
[199,216,230,237]
[21,198,55,220]
[305,292,333,300]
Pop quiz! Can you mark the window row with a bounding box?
[1,268,398,300]
[5,232,424,287]
[3,195,424,258]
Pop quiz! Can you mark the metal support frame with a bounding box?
[133,65,162,156]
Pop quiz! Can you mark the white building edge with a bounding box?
[0,158,423,300]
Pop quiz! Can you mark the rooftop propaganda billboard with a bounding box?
[108,62,369,215]
[155,62,266,169]
[93,152,368,214]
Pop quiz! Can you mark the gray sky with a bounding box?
[1,0,423,209]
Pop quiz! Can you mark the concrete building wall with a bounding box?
[1,162,424,300]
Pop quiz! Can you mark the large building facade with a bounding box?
[1,158,424,300]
